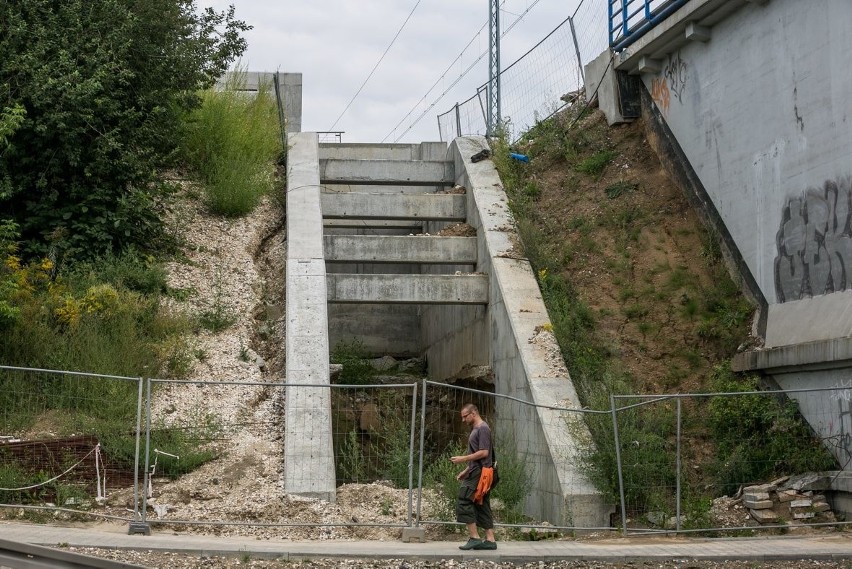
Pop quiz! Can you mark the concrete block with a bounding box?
[749,508,779,523]
[327,274,488,305]
[793,511,816,520]
[744,499,774,509]
[637,56,662,74]
[778,490,798,503]
[685,22,711,42]
[400,527,426,543]
[790,499,813,509]
[320,159,454,186]
[322,193,466,221]
[324,235,477,264]
[743,491,771,502]
[583,50,626,125]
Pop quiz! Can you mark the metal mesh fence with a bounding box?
[0,366,143,520]
[2,365,850,535]
[417,381,607,531]
[437,0,609,142]
[611,388,850,534]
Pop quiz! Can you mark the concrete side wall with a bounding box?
[319,142,447,161]
[769,370,852,470]
[329,304,421,356]
[284,132,335,502]
[635,0,852,343]
[427,137,610,527]
[218,71,302,133]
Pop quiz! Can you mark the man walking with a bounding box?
[450,403,497,550]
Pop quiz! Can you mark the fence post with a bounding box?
[675,397,682,532]
[415,378,428,527]
[407,382,418,526]
[133,378,143,518]
[568,16,585,85]
[610,393,628,535]
[128,377,152,535]
[455,103,462,139]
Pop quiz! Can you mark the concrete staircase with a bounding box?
[320,142,488,356]
[285,134,609,528]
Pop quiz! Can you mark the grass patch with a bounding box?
[575,150,617,178]
[180,68,282,217]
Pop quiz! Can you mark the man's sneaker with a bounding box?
[459,537,482,550]
[472,540,497,550]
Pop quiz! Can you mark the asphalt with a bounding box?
[0,522,851,564]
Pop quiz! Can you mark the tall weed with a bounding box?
[181,69,282,216]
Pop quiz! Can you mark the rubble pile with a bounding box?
[740,473,836,525]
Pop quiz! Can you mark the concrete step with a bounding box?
[327,274,488,304]
[323,219,424,233]
[319,142,447,161]
[324,235,477,264]
[320,158,454,186]
[322,193,465,221]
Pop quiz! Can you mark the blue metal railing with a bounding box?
[609,0,690,51]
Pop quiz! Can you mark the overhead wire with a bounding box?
[384,0,545,142]
[327,0,424,132]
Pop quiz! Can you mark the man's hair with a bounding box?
[462,403,478,415]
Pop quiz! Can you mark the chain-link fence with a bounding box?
[437,0,609,142]
[2,365,850,536]
[610,387,851,534]
[0,366,144,522]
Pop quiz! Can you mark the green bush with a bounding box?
[708,364,837,496]
[0,0,249,260]
[181,70,282,217]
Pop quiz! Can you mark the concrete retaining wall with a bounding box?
[284,132,336,502]
[612,0,852,475]
[630,0,852,340]
[422,137,611,527]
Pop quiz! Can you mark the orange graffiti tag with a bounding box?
[651,77,670,114]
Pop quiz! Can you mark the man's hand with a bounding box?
[450,455,466,464]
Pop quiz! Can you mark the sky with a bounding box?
[197,0,584,143]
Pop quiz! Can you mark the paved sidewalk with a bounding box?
[1,522,851,563]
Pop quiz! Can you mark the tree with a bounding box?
[0,0,250,261]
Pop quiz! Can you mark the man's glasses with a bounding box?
[461,412,471,419]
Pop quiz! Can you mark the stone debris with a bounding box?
[731,475,837,526]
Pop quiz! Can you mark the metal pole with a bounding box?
[132,378,143,519]
[568,16,585,85]
[129,377,153,535]
[415,378,428,526]
[487,0,501,136]
[610,393,628,535]
[676,397,682,532]
[141,378,153,524]
[407,383,418,526]
[455,103,462,139]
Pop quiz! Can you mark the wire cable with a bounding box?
[385,0,545,142]
[327,0,424,132]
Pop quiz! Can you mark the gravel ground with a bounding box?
[62,548,852,569]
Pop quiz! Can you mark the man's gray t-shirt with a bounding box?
[468,421,493,468]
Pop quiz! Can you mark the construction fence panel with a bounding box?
[0,366,143,522]
[140,380,419,531]
[612,388,850,534]
[416,381,601,531]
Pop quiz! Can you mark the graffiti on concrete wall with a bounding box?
[664,51,687,103]
[650,77,670,114]
[650,51,688,114]
[830,378,852,402]
[775,177,852,302]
